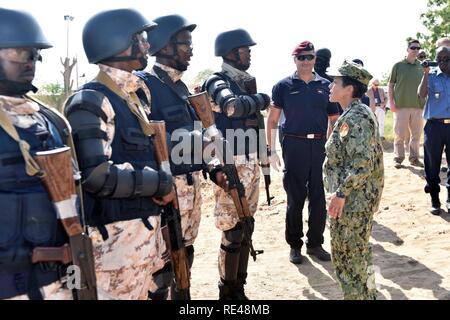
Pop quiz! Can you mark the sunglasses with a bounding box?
[297,54,315,61]
[409,46,421,50]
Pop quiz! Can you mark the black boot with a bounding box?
[236,273,249,300]
[218,279,239,300]
[430,192,442,215]
[148,263,173,300]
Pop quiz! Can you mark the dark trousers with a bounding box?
[424,120,450,194]
[282,136,327,249]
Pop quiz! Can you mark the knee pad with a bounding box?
[148,262,173,300]
[221,222,244,253]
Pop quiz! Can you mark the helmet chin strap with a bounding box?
[224,49,247,71]
[102,38,147,70]
[0,62,38,96]
[0,78,37,96]
[156,43,187,72]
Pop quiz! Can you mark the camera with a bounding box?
[421,60,438,68]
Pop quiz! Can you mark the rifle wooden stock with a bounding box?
[149,121,191,297]
[149,121,170,164]
[34,147,75,202]
[188,92,215,129]
[31,244,72,265]
[33,146,98,300]
[171,247,190,290]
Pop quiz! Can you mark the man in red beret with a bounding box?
[267,41,340,264]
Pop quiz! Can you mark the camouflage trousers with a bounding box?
[175,171,203,247]
[88,216,167,300]
[215,153,260,279]
[214,153,260,232]
[330,210,377,300]
[6,281,73,300]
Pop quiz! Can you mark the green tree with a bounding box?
[379,71,391,86]
[416,0,450,58]
[40,82,64,95]
[193,68,214,86]
[34,82,66,112]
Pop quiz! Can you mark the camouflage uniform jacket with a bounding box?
[323,100,384,213]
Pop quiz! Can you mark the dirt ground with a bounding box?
[190,143,450,300]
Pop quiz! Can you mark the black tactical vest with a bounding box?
[76,82,160,230]
[136,70,205,176]
[0,106,68,299]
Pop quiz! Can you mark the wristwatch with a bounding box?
[336,190,346,199]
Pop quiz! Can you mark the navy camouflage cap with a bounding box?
[329,60,373,85]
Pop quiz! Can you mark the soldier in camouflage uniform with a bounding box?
[203,29,271,300]
[136,14,225,300]
[324,60,384,300]
[64,9,176,300]
[0,8,74,300]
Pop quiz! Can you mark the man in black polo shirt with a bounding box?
[267,41,340,264]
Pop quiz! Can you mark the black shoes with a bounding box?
[306,246,331,261]
[290,246,331,263]
[289,248,303,264]
[218,279,249,300]
[430,193,443,216]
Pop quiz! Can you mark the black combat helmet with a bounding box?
[83,8,157,64]
[0,8,52,49]
[316,48,332,60]
[147,14,196,56]
[214,29,256,57]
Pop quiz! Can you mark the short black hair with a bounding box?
[407,38,420,48]
[341,76,368,98]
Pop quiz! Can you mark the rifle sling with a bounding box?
[152,66,189,102]
[96,70,154,136]
[0,105,42,176]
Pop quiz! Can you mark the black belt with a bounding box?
[284,133,324,140]
[429,119,450,124]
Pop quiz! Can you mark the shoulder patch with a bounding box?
[339,122,349,138]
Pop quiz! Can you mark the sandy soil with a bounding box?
[190,142,450,300]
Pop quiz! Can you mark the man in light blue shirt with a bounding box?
[419,46,450,215]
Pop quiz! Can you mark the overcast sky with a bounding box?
[2,0,430,93]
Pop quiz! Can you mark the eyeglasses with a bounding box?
[0,48,42,63]
[297,54,315,61]
[172,41,193,53]
[409,46,421,50]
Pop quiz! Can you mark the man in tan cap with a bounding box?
[324,60,384,299]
